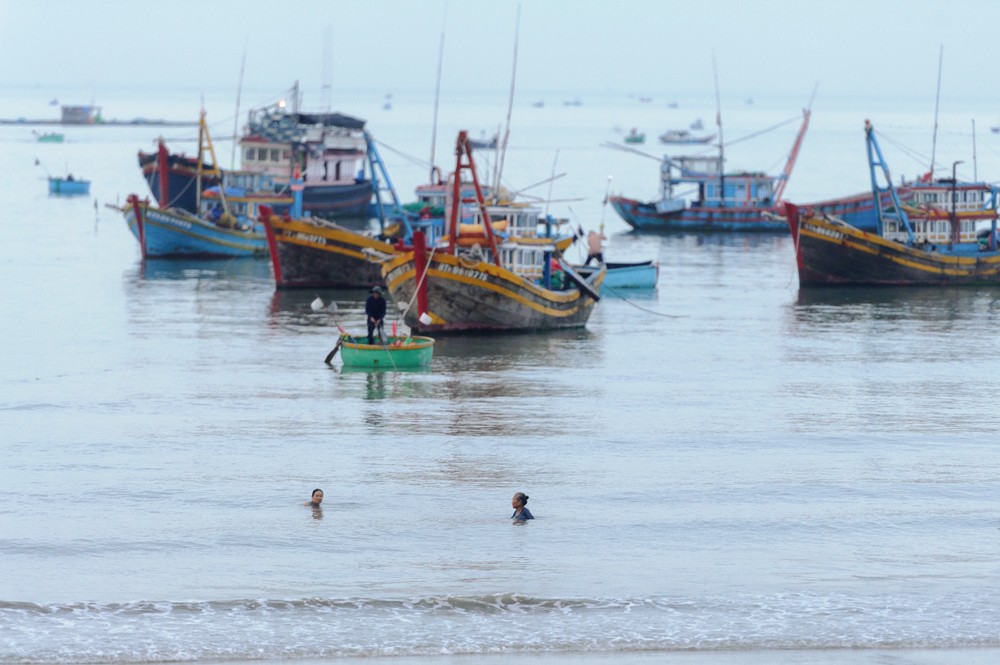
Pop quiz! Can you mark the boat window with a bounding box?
[270,149,281,162]
[245,148,256,161]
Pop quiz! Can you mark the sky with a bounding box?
[3,0,1000,102]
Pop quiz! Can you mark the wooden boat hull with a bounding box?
[49,178,90,195]
[575,260,659,289]
[262,215,396,288]
[382,250,604,333]
[787,205,1000,286]
[610,196,786,232]
[122,199,267,258]
[338,335,435,368]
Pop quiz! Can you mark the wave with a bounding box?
[2,592,999,663]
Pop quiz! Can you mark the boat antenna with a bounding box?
[544,149,559,217]
[972,118,978,181]
[230,41,247,170]
[600,174,612,233]
[712,52,725,208]
[930,44,943,178]
[493,3,521,202]
[429,3,448,183]
[321,26,333,112]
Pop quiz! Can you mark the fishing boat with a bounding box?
[381,131,604,334]
[468,131,499,150]
[624,128,645,145]
[261,132,434,288]
[138,142,221,214]
[787,120,1000,287]
[119,114,286,258]
[35,131,64,143]
[610,107,811,232]
[659,129,715,144]
[239,82,372,219]
[574,260,659,289]
[48,175,90,195]
[329,333,435,369]
[138,83,373,220]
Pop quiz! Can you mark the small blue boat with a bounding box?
[49,176,90,196]
[575,260,659,289]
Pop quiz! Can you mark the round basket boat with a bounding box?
[338,334,435,369]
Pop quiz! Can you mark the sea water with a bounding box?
[2,86,1000,663]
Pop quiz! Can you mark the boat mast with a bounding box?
[230,44,247,170]
[712,54,725,208]
[772,85,816,202]
[493,4,521,202]
[972,119,978,181]
[929,44,943,179]
[865,119,914,243]
[429,6,447,183]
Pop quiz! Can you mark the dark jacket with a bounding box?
[365,295,387,321]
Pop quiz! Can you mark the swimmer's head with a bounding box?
[311,489,324,504]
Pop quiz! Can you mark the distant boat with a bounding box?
[383,93,392,110]
[690,118,704,130]
[623,128,645,144]
[48,175,90,195]
[563,98,583,107]
[468,131,498,150]
[992,126,1000,134]
[49,98,58,106]
[532,100,544,108]
[34,130,64,143]
[667,102,679,109]
[638,96,653,103]
[658,129,715,144]
[610,107,811,232]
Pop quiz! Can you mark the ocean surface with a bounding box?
[2,86,1000,664]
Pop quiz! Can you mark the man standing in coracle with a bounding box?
[365,286,387,344]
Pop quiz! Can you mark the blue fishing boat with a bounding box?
[120,113,289,259]
[610,108,811,232]
[48,175,90,195]
[121,197,270,258]
[787,120,1000,286]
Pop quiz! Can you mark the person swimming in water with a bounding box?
[304,488,324,508]
[511,492,534,524]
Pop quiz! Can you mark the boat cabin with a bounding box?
[466,203,562,282]
[659,155,777,210]
[198,170,289,227]
[882,182,998,244]
[241,108,367,186]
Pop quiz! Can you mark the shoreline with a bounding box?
[199,648,1000,665]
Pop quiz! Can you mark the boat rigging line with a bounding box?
[930,44,943,177]
[429,2,448,181]
[492,3,520,201]
[230,42,247,170]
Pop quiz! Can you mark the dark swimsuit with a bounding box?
[511,507,534,521]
